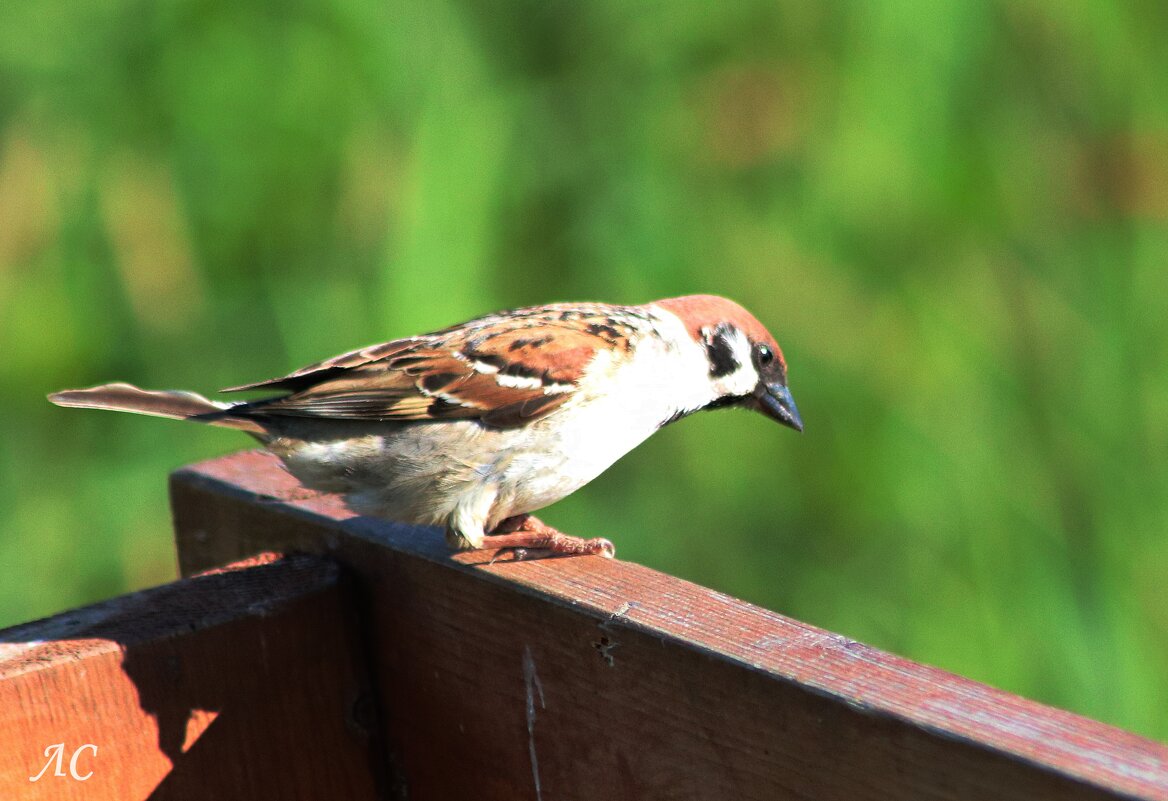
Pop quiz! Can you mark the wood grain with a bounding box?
[0,552,387,801]
[170,450,1168,801]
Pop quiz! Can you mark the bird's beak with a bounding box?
[756,382,803,432]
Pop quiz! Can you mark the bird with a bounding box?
[49,295,802,559]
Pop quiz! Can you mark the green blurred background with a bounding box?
[2,1,1166,739]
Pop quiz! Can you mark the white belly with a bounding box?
[273,399,664,533]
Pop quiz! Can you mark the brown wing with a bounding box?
[222,339,421,394]
[232,306,642,429]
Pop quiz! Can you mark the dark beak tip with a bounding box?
[759,383,803,433]
[783,408,805,434]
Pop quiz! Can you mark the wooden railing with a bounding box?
[2,449,1166,800]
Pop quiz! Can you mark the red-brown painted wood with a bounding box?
[0,552,386,801]
[170,450,1168,801]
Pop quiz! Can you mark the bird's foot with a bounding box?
[484,514,615,560]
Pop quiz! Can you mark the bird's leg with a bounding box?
[483,514,615,559]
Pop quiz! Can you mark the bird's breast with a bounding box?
[487,337,714,522]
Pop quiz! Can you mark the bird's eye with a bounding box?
[755,344,774,367]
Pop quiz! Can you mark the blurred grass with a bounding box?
[2,0,1167,740]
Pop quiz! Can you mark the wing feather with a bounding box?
[232,305,646,428]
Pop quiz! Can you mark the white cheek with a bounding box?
[714,363,758,397]
[712,330,758,397]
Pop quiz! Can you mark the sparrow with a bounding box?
[49,295,802,558]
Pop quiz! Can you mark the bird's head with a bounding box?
[656,294,803,432]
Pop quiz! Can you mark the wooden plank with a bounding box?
[0,551,388,801]
[171,450,1168,801]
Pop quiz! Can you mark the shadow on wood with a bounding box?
[0,552,387,800]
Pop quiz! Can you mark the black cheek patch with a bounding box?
[705,327,740,378]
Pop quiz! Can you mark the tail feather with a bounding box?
[48,383,265,435]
